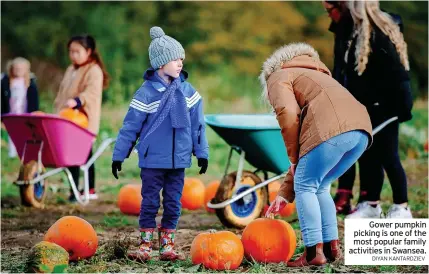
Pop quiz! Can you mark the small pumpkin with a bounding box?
[241,217,296,263]
[261,190,278,216]
[268,180,281,193]
[262,190,296,217]
[44,216,98,261]
[268,190,277,203]
[118,184,142,215]
[181,178,205,210]
[31,111,46,116]
[27,241,69,273]
[191,230,244,270]
[59,108,88,129]
[204,180,220,213]
[280,201,296,217]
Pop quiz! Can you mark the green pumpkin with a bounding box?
[27,241,69,273]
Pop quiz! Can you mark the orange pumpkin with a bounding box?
[59,108,88,129]
[262,189,296,217]
[241,218,296,263]
[191,230,244,270]
[204,180,220,213]
[44,216,98,261]
[268,190,277,203]
[261,190,278,216]
[280,201,296,217]
[31,111,46,116]
[181,178,205,210]
[268,180,281,193]
[118,184,142,215]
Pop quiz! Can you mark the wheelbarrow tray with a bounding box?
[2,114,96,168]
[205,114,289,174]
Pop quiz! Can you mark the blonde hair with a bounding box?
[6,57,31,88]
[345,0,410,75]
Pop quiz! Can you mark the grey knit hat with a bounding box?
[149,26,185,69]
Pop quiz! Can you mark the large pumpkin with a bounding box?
[181,178,205,210]
[241,218,296,263]
[27,241,69,273]
[191,230,244,270]
[118,184,142,215]
[44,216,98,261]
[59,108,88,129]
[204,180,220,213]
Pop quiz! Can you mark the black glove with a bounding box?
[198,158,208,174]
[73,97,82,110]
[112,161,122,179]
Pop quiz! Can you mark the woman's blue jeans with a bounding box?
[294,130,369,247]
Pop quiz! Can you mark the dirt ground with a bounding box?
[1,191,428,273]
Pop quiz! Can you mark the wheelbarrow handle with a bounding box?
[207,173,286,209]
[372,116,398,136]
[208,116,398,210]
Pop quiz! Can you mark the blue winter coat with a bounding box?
[112,68,209,169]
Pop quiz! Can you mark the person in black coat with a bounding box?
[1,57,39,157]
[323,1,413,218]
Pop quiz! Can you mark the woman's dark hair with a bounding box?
[68,35,110,89]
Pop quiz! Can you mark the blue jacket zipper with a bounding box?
[144,146,149,158]
[172,128,176,169]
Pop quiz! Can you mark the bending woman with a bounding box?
[263,43,372,266]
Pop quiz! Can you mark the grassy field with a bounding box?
[1,93,427,273]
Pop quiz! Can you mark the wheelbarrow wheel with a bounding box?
[17,160,47,208]
[213,170,268,229]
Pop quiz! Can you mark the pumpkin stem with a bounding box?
[208,229,217,234]
[266,213,275,220]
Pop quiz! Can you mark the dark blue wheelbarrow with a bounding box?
[205,114,398,228]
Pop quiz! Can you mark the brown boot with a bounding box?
[287,243,327,267]
[323,240,342,263]
[128,228,154,262]
[158,227,185,261]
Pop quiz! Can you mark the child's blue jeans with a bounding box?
[139,168,185,229]
[294,130,369,247]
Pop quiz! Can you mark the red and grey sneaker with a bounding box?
[80,188,98,200]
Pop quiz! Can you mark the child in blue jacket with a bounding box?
[111,26,209,261]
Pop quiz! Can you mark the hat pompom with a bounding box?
[150,27,165,40]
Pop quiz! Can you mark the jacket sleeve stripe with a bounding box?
[185,91,200,102]
[187,93,201,108]
[130,102,158,113]
[131,99,160,108]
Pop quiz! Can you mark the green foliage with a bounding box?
[1,1,427,101]
[40,264,68,273]
[102,213,136,228]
